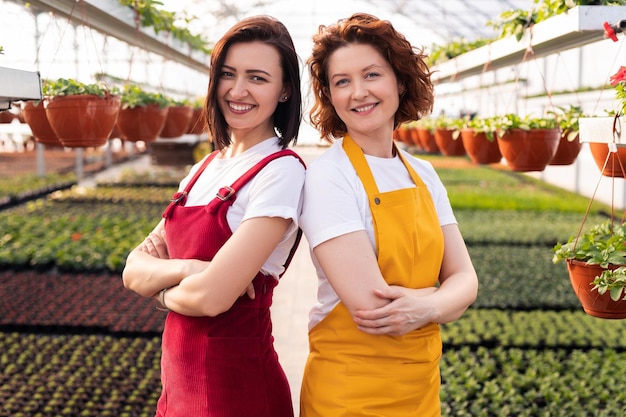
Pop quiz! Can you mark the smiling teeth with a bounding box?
[230,103,253,111]
[354,104,375,112]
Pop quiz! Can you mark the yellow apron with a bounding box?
[300,135,445,417]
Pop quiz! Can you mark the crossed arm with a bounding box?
[122,216,291,317]
[314,223,478,336]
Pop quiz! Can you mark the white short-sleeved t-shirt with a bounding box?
[300,138,457,329]
[177,137,305,279]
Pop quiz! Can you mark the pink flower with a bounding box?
[610,66,626,87]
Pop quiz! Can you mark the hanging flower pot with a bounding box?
[416,126,439,153]
[566,260,626,319]
[186,107,205,135]
[580,115,626,177]
[434,128,466,156]
[45,94,120,148]
[496,128,560,172]
[21,101,62,146]
[160,104,193,138]
[460,128,501,164]
[394,123,413,146]
[116,105,169,143]
[0,111,14,123]
[116,84,170,142]
[549,130,582,166]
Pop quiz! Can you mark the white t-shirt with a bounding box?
[177,137,305,279]
[300,138,457,329]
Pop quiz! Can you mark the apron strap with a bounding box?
[162,150,220,219]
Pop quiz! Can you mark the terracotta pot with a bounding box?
[566,259,626,319]
[588,142,626,178]
[416,127,439,153]
[45,94,120,148]
[0,111,14,123]
[186,108,205,135]
[496,128,560,172]
[160,105,193,138]
[549,130,582,166]
[116,105,169,142]
[21,101,62,146]
[407,127,423,149]
[434,128,466,156]
[460,128,501,164]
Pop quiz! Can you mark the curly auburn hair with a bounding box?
[307,13,434,142]
[204,15,302,150]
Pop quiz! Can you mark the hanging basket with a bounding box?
[580,115,626,177]
[496,128,560,172]
[45,94,120,148]
[460,128,502,164]
[434,128,466,156]
[21,101,62,146]
[160,105,193,139]
[566,260,626,319]
[116,105,168,143]
[416,127,439,153]
[549,130,582,166]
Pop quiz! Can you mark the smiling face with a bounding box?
[217,41,288,143]
[326,43,401,142]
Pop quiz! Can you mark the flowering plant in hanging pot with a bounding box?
[552,220,626,319]
[460,116,502,165]
[116,85,169,143]
[159,97,193,139]
[43,78,120,148]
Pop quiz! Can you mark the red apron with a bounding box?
[156,149,304,417]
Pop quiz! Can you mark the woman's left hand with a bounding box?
[352,286,438,336]
[139,230,169,259]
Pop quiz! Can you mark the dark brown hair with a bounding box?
[307,13,434,141]
[205,15,302,149]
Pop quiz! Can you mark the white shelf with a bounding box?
[579,116,625,144]
[0,67,42,110]
[432,6,626,83]
[25,0,210,74]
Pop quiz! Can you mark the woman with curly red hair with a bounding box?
[299,13,478,416]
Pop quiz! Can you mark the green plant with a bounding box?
[552,220,626,267]
[493,113,558,137]
[117,0,211,54]
[547,105,584,141]
[120,84,169,109]
[464,116,499,141]
[42,78,117,97]
[592,266,626,301]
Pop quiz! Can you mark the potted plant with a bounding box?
[432,115,466,157]
[552,219,626,319]
[459,115,502,165]
[186,97,206,135]
[548,105,584,166]
[116,84,169,143]
[494,113,560,172]
[159,97,193,139]
[42,78,120,148]
[580,66,626,177]
[414,117,440,154]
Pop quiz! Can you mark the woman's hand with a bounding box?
[139,230,169,259]
[352,286,438,336]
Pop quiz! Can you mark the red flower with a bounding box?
[71,232,82,241]
[609,66,626,86]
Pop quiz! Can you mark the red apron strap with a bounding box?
[206,149,305,213]
[162,150,220,219]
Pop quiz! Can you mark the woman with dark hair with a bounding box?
[299,13,478,416]
[123,15,305,417]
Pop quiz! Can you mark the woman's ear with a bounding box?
[280,87,291,102]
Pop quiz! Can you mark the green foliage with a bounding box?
[552,220,626,267]
[493,113,558,136]
[120,84,170,109]
[0,172,76,203]
[42,78,118,98]
[547,105,585,140]
[427,38,491,66]
[117,0,211,54]
[593,266,626,301]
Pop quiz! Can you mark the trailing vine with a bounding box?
[117,0,211,54]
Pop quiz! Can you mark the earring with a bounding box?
[281,96,289,102]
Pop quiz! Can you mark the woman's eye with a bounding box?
[365,72,380,79]
[220,71,234,78]
[334,78,348,87]
[251,75,267,82]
